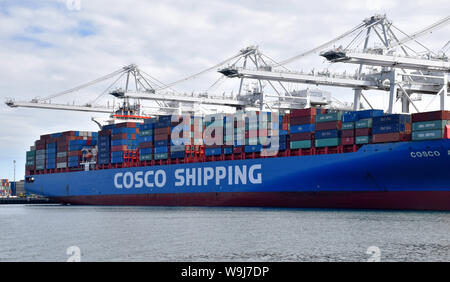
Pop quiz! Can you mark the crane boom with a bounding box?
[323,50,450,72]
[387,16,450,50]
[6,100,114,113]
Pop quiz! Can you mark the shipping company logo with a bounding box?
[170,111,281,157]
[114,164,263,189]
[410,151,441,158]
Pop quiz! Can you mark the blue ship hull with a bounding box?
[25,140,450,210]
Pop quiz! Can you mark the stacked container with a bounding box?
[411,111,450,141]
[138,119,155,162]
[46,142,57,170]
[25,148,36,173]
[98,125,113,165]
[265,112,288,154]
[315,111,342,148]
[341,111,358,146]
[204,114,224,157]
[110,123,138,164]
[0,179,11,197]
[154,116,171,161]
[372,114,412,143]
[290,108,317,150]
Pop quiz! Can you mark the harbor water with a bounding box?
[1,204,450,262]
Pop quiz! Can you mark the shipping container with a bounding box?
[372,133,411,143]
[412,120,449,131]
[315,138,340,148]
[315,112,343,123]
[372,123,411,134]
[290,140,312,149]
[412,130,444,141]
[341,137,355,145]
[290,124,315,134]
[373,114,411,125]
[355,136,371,144]
[315,130,340,139]
[412,110,450,123]
[342,122,355,130]
[355,119,372,129]
[315,121,342,131]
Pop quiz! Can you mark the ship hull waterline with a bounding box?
[26,140,450,211]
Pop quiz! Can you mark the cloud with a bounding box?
[0,0,448,179]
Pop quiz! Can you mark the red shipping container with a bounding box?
[445,125,450,139]
[40,134,51,140]
[111,133,136,140]
[57,146,68,152]
[36,144,45,150]
[372,133,411,143]
[412,110,450,122]
[62,131,76,137]
[154,134,169,141]
[68,151,82,157]
[111,145,129,152]
[290,116,316,125]
[115,122,137,128]
[290,132,314,141]
[155,127,170,136]
[291,108,317,117]
[35,140,46,146]
[356,128,372,137]
[233,146,244,153]
[341,137,355,145]
[341,130,355,138]
[315,121,342,131]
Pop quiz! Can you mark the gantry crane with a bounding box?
[5,15,450,124]
[219,15,450,114]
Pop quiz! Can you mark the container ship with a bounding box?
[23,107,450,210]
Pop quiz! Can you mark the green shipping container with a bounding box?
[315,138,340,148]
[355,136,371,144]
[355,118,372,129]
[154,153,168,160]
[342,122,355,130]
[139,154,153,161]
[290,140,312,149]
[412,120,449,132]
[315,112,343,123]
[412,130,444,141]
[26,151,36,157]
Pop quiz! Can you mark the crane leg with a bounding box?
[353,89,362,110]
[401,95,410,113]
[388,83,398,114]
[441,74,448,111]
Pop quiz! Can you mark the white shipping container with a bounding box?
[57,152,67,158]
[57,162,67,169]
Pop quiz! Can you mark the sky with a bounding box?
[0,0,448,180]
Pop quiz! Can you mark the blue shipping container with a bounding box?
[372,123,409,134]
[315,130,340,139]
[290,124,315,134]
[373,114,411,125]
[154,146,168,154]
